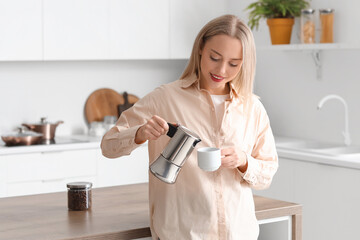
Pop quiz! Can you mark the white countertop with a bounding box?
[275,136,360,170]
[0,135,102,155]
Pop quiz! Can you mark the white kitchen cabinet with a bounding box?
[2,149,98,197]
[97,145,149,187]
[108,0,170,59]
[169,0,227,59]
[44,0,169,60]
[0,0,227,61]
[6,176,97,197]
[254,157,360,240]
[0,142,149,198]
[43,0,109,60]
[0,159,6,198]
[0,0,42,60]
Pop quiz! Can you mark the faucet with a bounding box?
[317,94,351,146]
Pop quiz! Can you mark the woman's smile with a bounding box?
[210,73,225,82]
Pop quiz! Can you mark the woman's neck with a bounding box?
[199,81,230,95]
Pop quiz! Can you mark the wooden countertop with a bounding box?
[0,183,302,240]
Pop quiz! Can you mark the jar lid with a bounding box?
[67,182,92,189]
[319,9,334,14]
[301,9,315,14]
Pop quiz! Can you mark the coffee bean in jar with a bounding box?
[67,182,92,211]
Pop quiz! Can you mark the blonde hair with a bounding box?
[180,14,257,107]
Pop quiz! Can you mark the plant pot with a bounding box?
[267,18,295,45]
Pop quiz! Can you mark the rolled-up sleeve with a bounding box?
[238,102,278,190]
[101,91,157,159]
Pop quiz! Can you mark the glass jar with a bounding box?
[88,121,106,137]
[319,9,334,43]
[67,182,92,211]
[301,9,316,44]
[103,115,117,131]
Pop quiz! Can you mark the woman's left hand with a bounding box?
[221,148,248,172]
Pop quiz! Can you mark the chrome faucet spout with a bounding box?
[317,94,351,146]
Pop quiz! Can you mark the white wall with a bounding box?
[0,60,187,136]
[1,0,359,146]
[228,0,360,145]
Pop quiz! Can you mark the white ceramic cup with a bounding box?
[197,147,221,171]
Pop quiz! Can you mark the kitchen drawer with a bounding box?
[5,149,98,183]
[6,175,97,197]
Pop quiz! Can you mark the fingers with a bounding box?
[221,155,237,168]
[221,148,234,157]
[152,115,169,134]
[141,115,169,141]
[220,148,246,169]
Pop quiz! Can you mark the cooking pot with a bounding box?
[22,117,64,140]
[1,128,43,146]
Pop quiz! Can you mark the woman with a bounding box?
[101,14,278,240]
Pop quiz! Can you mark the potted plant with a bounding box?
[246,0,310,45]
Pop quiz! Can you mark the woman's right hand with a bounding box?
[135,115,169,144]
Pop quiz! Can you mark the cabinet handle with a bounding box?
[41,178,65,183]
[41,151,64,154]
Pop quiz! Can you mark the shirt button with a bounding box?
[226,110,229,114]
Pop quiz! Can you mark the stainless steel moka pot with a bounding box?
[150,123,201,184]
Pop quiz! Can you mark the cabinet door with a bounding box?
[291,160,360,240]
[6,150,97,183]
[97,145,149,187]
[170,0,227,59]
[0,158,6,197]
[0,0,42,60]
[3,149,98,197]
[108,0,169,59]
[43,0,109,60]
[255,157,360,240]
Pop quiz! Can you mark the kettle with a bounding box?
[150,123,201,184]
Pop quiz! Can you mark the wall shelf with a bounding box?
[257,43,360,80]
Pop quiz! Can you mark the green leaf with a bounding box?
[245,0,311,30]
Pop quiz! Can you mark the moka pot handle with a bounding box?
[167,123,178,138]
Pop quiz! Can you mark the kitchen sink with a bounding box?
[276,139,360,158]
[311,146,360,156]
[276,141,339,150]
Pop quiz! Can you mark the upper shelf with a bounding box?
[257,43,360,51]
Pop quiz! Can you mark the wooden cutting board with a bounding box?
[84,88,139,124]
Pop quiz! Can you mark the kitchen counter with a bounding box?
[0,183,302,240]
[275,136,360,170]
[0,135,149,156]
[0,135,101,155]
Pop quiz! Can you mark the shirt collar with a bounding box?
[180,74,199,89]
[181,74,240,100]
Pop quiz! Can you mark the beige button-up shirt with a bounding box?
[101,75,278,240]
